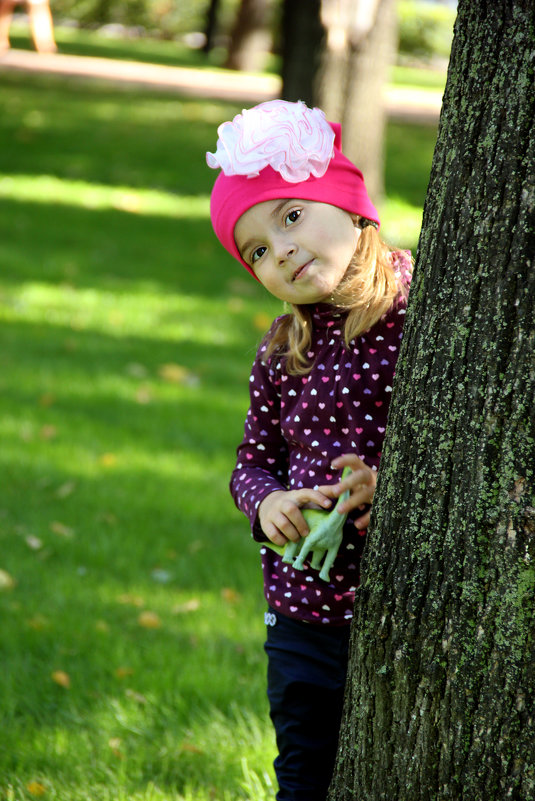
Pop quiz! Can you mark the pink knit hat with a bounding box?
[207,100,380,277]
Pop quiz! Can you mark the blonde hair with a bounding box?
[264,222,408,375]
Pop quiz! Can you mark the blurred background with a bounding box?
[0,2,455,799]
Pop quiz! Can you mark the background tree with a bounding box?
[280,0,324,107]
[202,0,221,53]
[329,2,535,799]
[316,0,397,201]
[224,0,272,72]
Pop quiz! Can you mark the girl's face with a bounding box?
[234,199,360,304]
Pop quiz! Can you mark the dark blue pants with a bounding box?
[264,608,351,801]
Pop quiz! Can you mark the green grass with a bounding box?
[0,60,436,799]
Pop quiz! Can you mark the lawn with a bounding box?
[0,40,438,800]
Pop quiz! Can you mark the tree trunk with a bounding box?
[329,2,535,800]
[316,0,397,202]
[281,0,325,107]
[203,0,221,54]
[224,0,271,73]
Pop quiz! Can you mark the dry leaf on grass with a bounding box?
[51,670,71,688]
[50,521,75,538]
[180,742,204,755]
[125,688,148,704]
[39,393,55,407]
[115,666,134,679]
[39,425,57,441]
[172,598,201,614]
[26,615,49,630]
[0,569,16,590]
[99,453,118,468]
[26,781,47,796]
[25,535,43,550]
[108,737,124,758]
[117,593,145,607]
[221,587,241,604]
[158,363,199,386]
[55,481,76,499]
[137,611,162,629]
[253,312,272,331]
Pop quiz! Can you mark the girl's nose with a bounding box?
[276,239,297,265]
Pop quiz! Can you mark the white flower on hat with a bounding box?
[206,99,335,183]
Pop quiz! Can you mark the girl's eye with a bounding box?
[251,246,267,264]
[285,209,301,225]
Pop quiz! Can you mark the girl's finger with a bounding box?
[275,510,303,542]
[354,510,371,530]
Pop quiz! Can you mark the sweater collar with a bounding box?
[309,303,347,330]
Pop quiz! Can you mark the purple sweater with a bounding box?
[230,252,411,625]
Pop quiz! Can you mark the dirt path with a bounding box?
[0,48,442,123]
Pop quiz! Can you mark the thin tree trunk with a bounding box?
[316,0,397,202]
[224,0,271,73]
[203,0,221,54]
[329,2,535,799]
[281,0,325,107]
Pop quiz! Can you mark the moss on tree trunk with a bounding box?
[328,2,535,799]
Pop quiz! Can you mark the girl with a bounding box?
[207,99,411,801]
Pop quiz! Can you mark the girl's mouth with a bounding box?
[292,260,313,281]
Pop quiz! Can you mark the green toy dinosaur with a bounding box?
[263,467,352,582]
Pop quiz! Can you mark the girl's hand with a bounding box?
[258,488,333,547]
[317,454,377,530]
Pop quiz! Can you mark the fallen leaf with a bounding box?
[26,535,43,550]
[158,363,189,383]
[109,737,122,749]
[115,666,134,679]
[55,481,76,499]
[158,363,199,386]
[51,670,71,688]
[253,312,271,331]
[39,425,57,441]
[227,297,244,312]
[0,569,16,590]
[125,688,148,704]
[118,594,144,607]
[138,611,161,629]
[50,521,74,538]
[26,781,47,796]
[99,453,118,468]
[180,742,204,755]
[221,587,240,604]
[108,737,124,758]
[136,386,152,404]
[126,362,148,378]
[26,615,49,630]
[172,599,201,614]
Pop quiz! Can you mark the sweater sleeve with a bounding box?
[230,326,290,540]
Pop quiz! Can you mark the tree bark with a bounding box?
[224,0,271,73]
[316,0,397,202]
[328,2,535,800]
[281,0,325,107]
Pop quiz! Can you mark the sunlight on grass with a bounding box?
[0,174,209,219]
[0,280,242,345]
